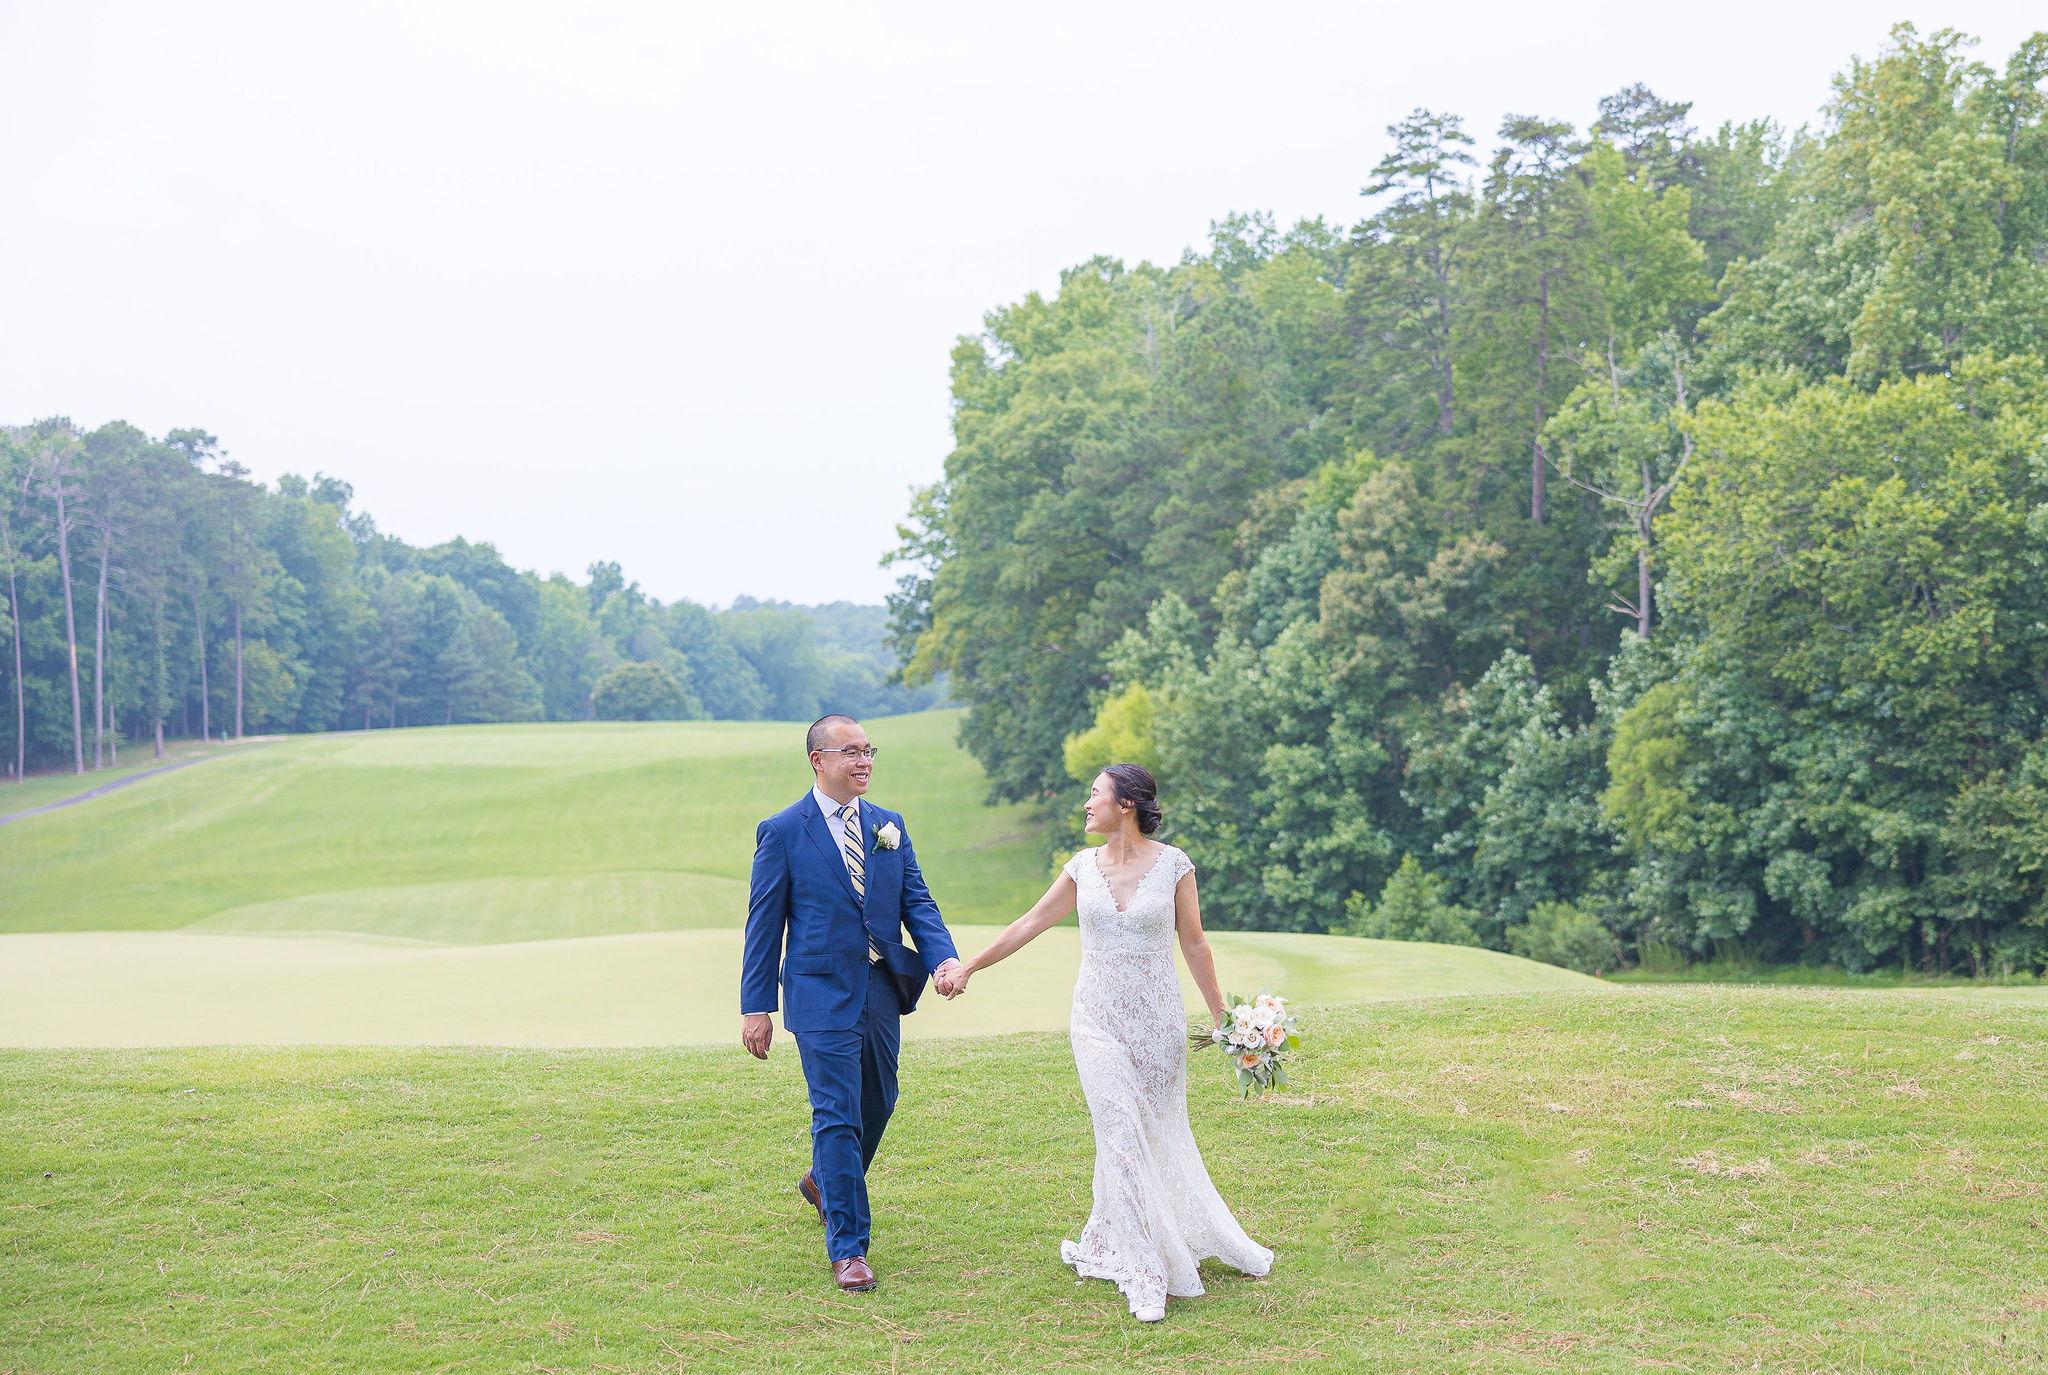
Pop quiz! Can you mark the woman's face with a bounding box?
[1083,772,1125,838]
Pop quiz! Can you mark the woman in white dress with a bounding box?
[945,763,1274,1322]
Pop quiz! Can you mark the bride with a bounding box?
[942,763,1273,1321]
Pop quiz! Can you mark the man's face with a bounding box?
[811,721,873,798]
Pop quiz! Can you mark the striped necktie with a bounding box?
[837,802,867,902]
[839,802,882,963]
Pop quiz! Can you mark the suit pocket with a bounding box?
[783,955,837,977]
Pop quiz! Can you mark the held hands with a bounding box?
[932,958,971,999]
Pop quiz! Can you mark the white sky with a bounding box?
[2,2,2039,606]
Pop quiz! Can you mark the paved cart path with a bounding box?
[0,742,275,827]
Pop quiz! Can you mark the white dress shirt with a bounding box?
[812,784,864,878]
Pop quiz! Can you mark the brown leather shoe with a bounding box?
[832,1255,877,1291]
[797,1170,823,1221]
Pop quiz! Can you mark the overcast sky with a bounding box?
[2,2,2039,606]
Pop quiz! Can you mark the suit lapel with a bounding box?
[802,798,862,906]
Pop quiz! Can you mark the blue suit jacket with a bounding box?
[740,793,960,1033]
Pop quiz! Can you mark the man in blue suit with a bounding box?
[740,713,965,1292]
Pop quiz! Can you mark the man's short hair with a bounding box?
[807,713,860,755]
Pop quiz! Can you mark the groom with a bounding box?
[739,713,965,1292]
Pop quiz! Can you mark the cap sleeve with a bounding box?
[1169,846,1196,884]
[1062,849,1093,884]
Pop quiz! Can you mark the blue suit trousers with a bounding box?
[792,963,902,1261]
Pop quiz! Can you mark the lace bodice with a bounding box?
[1056,844,1271,1317]
[1064,845,1193,955]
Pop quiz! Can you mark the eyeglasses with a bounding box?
[817,745,880,762]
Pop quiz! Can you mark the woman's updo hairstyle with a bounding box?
[1101,763,1163,836]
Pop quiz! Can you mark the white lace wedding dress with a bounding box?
[1059,845,1274,1319]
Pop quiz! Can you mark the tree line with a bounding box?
[0,429,944,778]
[889,25,2048,977]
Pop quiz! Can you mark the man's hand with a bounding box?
[932,958,968,998]
[741,1013,774,1059]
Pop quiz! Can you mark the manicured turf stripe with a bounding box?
[0,927,1603,1047]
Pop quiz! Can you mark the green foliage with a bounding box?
[1061,682,1159,781]
[891,28,2048,981]
[1705,25,2048,385]
[590,661,699,721]
[1505,900,1622,973]
[0,428,928,768]
[1346,855,1482,945]
[1625,355,2048,969]
[891,238,1339,805]
[1581,141,1715,349]
[1601,679,1693,850]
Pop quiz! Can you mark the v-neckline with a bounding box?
[1093,844,1168,915]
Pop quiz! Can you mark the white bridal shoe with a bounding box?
[1131,1304,1166,1323]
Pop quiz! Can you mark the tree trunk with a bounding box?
[151,595,166,759]
[2,515,23,785]
[1430,241,1456,436]
[51,481,85,775]
[104,625,115,767]
[93,548,110,769]
[1635,548,1652,639]
[1531,263,1550,525]
[1637,460,1655,639]
[191,588,210,742]
[233,595,244,739]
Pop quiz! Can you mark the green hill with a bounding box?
[0,710,1048,936]
[0,709,1607,1047]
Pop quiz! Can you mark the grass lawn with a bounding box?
[3,988,2043,1373]
[0,710,1048,935]
[0,928,1598,1047]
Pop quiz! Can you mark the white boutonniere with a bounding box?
[874,821,902,850]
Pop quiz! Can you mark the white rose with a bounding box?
[1250,1004,1278,1031]
[875,821,901,850]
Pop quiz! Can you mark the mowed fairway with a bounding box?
[0,710,1599,1046]
[0,711,1046,935]
[4,990,2044,1372]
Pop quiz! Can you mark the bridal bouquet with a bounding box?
[1191,992,1301,1097]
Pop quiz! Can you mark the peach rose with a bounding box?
[1238,1052,1262,1070]
[1264,1023,1286,1048]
